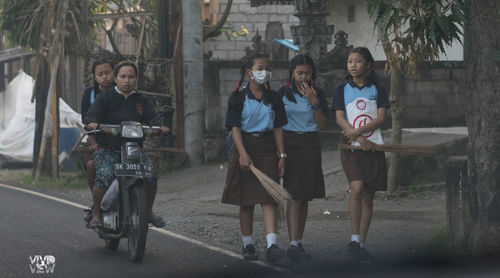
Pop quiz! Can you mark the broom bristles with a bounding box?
[250,165,292,204]
[338,143,436,155]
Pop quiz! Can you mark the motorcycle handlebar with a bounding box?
[84,124,163,137]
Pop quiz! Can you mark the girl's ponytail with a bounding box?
[266,81,272,91]
[233,65,246,94]
[368,63,377,84]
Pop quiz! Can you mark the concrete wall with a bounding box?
[204,0,464,61]
[203,0,299,60]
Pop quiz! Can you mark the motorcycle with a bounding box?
[84,121,164,262]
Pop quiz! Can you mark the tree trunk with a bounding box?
[387,65,403,193]
[32,57,51,176]
[202,0,233,41]
[380,32,403,194]
[464,0,500,254]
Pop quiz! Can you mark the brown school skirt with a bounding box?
[283,131,325,201]
[340,136,388,191]
[222,133,278,206]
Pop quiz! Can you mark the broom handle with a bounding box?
[338,143,435,154]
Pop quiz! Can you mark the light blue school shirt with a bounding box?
[241,93,275,133]
[282,91,318,132]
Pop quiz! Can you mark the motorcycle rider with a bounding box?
[84,61,169,229]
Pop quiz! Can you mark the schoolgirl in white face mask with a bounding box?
[223,53,288,264]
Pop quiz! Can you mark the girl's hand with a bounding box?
[160,126,170,134]
[299,82,319,106]
[239,153,252,171]
[357,137,376,152]
[278,158,285,177]
[87,122,98,131]
[343,128,360,141]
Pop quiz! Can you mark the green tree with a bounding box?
[367,0,465,193]
[0,0,95,54]
[93,0,159,57]
[0,0,96,178]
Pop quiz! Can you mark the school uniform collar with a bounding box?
[290,83,303,98]
[114,86,137,98]
[347,76,374,90]
[242,84,270,101]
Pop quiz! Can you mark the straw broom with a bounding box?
[249,164,292,205]
[338,143,436,155]
[249,164,291,231]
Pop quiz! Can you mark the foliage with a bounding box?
[417,226,451,257]
[0,0,98,55]
[219,19,249,40]
[91,0,159,57]
[367,0,465,75]
[20,171,88,189]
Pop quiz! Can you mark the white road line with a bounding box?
[0,182,289,273]
[150,227,288,272]
[0,182,88,209]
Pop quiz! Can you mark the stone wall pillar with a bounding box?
[291,0,334,65]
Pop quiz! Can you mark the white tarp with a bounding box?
[0,71,83,161]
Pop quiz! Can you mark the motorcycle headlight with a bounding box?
[121,123,143,138]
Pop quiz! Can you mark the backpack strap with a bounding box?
[90,88,95,104]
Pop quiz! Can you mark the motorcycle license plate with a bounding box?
[114,163,153,177]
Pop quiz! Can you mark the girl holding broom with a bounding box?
[331,47,390,261]
[222,53,288,263]
[278,54,328,261]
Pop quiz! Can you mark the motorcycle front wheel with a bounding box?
[105,238,120,250]
[127,184,148,262]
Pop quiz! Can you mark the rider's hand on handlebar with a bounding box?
[86,122,98,131]
[160,126,170,134]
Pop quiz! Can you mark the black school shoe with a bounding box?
[298,243,312,261]
[359,247,375,262]
[242,244,258,260]
[347,241,361,259]
[266,244,285,263]
[286,245,301,261]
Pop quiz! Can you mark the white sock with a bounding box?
[242,235,253,248]
[266,233,277,248]
[351,234,360,243]
[360,242,365,248]
[289,240,298,247]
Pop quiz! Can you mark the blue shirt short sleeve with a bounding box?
[331,83,347,112]
[375,84,390,108]
[225,90,244,129]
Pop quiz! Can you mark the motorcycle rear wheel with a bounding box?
[127,184,148,262]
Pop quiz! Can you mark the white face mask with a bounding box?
[251,70,272,85]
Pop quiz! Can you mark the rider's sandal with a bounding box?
[148,215,166,228]
[89,219,102,228]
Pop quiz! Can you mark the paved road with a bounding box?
[0,185,285,278]
[2,182,500,278]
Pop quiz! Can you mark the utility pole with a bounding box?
[181,0,204,165]
[158,0,170,58]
